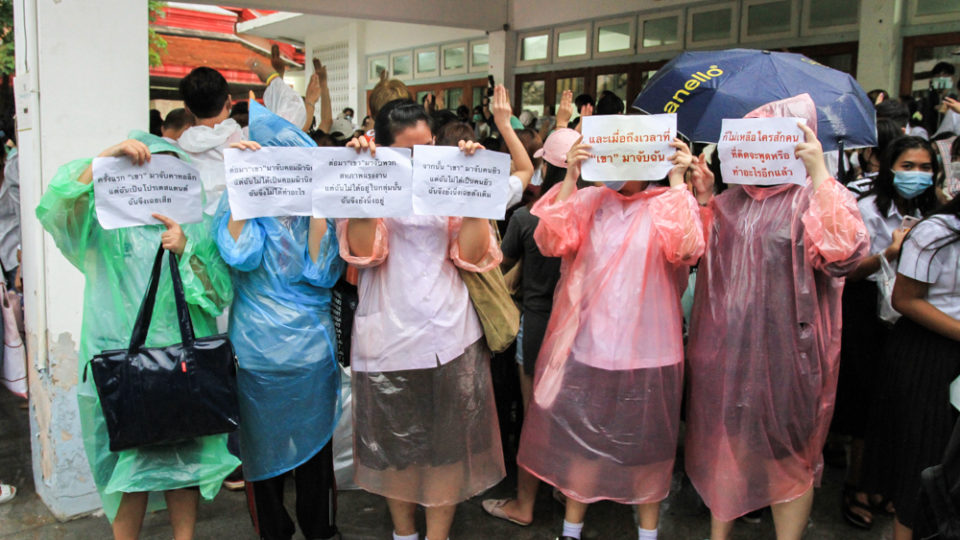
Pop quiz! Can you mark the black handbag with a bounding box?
[86,244,239,452]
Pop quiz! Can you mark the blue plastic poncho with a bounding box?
[213,101,345,481]
[35,131,239,520]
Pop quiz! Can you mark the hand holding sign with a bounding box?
[580,114,677,182]
[718,117,809,186]
[312,147,413,218]
[93,155,203,230]
[668,139,695,188]
[412,145,511,219]
[795,122,828,189]
[153,214,187,255]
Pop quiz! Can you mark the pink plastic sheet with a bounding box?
[518,183,703,504]
[685,95,870,520]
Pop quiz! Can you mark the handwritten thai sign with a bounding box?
[580,114,677,182]
[312,147,413,218]
[224,147,315,219]
[411,145,512,219]
[93,155,202,230]
[717,117,808,186]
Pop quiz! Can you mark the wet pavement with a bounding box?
[1,388,892,539]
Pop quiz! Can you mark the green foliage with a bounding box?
[148,1,167,68]
[0,0,14,76]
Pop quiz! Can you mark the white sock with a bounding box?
[562,519,584,539]
[392,532,418,540]
[638,527,658,540]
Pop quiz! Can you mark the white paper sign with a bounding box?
[312,147,413,218]
[718,117,808,186]
[224,147,315,219]
[411,146,512,219]
[93,155,202,230]
[580,114,677,182]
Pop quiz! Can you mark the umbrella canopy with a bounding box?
[633,49,876,151]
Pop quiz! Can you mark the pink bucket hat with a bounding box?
[534,128,581,168]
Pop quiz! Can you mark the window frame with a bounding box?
[389,50,414,81]
[685,2,740,49]
[800,0,860,36]
[469,39,490,73]
[516,29,552,67]
[413,46,439,79]
[367,54,389,84]
[906,0,960,25]
[553,22,593,63]
[440,42,469,76]
[593,16,636,59]
[638,9,685,53]
[740,0,799,43]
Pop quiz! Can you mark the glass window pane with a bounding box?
[392,54,411,77]
[596,73,629,104]
[416,91,431,105]
[747,1,791,35]
[417,51,437,73]
[637,70,660,94]
[369,58,387,79]
[808,0,858,27]
[522,34,549,61]
[557,29,587,57]
[473,87,486,108]
[444,47,466,71]
[445,88,463,110]
[472,43,489,67]
[598,22,631,52]
[691,8,732,42]
[917,0,960,16]
[642,16,679,48]
[521,79,545,117]
[555,77,584,112]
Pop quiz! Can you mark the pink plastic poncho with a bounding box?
[685,95,870,520]
[517,183,704,504]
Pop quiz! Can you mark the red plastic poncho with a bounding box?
[685,94,870,520]
[518,183,704,504]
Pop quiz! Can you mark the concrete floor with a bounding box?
[1,389,892,540]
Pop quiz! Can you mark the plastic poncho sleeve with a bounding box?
[35,158,96,271]
[302,218,346,287]
[213,196,266,272]
[800,176,869,276]
[698,200,715,246]
[335,218,388,268]
[263,76,307,130]
[448,217,502,273]
[649,185,706,265]
[531,183,601,258]
[178,223,234,316]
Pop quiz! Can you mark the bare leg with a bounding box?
[486,467,539,524]
[387,498,418,537]
[770,487,813,540]
[564,498,589,527]
[425,504,457,540]
[113,492,149,540]
[710,515,735,540]
[519,367,533,413]
[636,502,660,530]
[893,516,913,540]
[165,489,200,540]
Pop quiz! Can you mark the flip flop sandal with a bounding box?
[0,484,16,504]
[842,487,873,530]
[481,498,532,527]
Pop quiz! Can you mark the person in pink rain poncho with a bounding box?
[685,94,870,540]
[516,132,709,540]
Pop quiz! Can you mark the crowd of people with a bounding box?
[4,45,958,540]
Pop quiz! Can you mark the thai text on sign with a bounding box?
[717,117,807,186]
[93,155,203,230]
[411,145,512,220]
[312,147,413,218]
[580,114,677,182]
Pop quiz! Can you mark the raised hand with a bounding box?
[556,90,574,128]
[564,135,592,179]
[667,138,694,188]
[491,85,513,130]
[458,139,485,156]
[689,153,715,205]
[312,58,328,88]
[99,139,151,166]
[270,44,285,77]
[306,73,322,104]
[795,122,828,189]
[153,214,187,255]
[347,135,377,157]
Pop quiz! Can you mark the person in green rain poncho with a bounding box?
[35,131,239,540]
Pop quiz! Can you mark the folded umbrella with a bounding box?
[633,49,876,151]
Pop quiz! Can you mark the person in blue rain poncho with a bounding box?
[35,131,238,540]
[213,100,345,540]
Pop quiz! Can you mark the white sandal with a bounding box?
[0,483,16,504]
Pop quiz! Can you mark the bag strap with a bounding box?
[126,244,196,353]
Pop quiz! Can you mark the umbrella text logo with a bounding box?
[663,65,724,113]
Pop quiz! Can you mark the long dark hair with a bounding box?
[866,135,940,217]
[900,195,960,282]
[374,99,430,146]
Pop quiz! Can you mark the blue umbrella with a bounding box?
[633,49,876,151]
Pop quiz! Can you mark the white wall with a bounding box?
[363,21,484,54]
[15,0,148,519]
[510,0,703,30]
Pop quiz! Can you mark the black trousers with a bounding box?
[251,441,338,540]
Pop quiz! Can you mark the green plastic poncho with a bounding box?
[35,132,239,521]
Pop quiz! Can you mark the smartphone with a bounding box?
[486,75,495,97]
[901,216,920,229]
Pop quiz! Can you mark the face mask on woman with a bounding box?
[603,181,626,191]
[892,170,934,199]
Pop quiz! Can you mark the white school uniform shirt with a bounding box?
[899,214,960,321]
[177,77,307,214]
[857,194,921,281]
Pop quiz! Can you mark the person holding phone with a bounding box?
[35,132,237,540]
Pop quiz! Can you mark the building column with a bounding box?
[487,29,517,107]
[857,0,904,96]
[14,0,148,520]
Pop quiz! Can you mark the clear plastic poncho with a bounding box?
[684,95,870,520]
[517,183,704,504]
[35,132,239,521]
[214,100,346,482]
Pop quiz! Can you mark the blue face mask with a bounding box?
[603,181,626,191]
[892,170,933,199]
